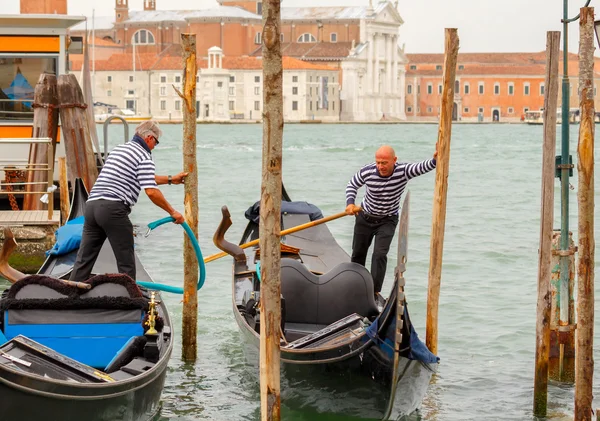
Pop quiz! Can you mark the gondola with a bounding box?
[0,179,173,421]
[214,189,439,420]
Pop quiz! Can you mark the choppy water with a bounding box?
[3,122,600,420]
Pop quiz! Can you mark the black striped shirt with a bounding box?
[346,159,436,216]
[88,141,158,206]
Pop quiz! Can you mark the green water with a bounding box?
[3,122,599,420]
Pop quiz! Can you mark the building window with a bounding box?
[458,65,465,70]
[508,83,514,95]
[160,100,166,111]
[407,84,412,94]
[524,83,530,95]
[175,75,181,83]
[540,83,545,95]
[464,83,470,95]
[217,81,223,88]
[417,84,420,94]
[107,75,112,82]
[310,87,313,95]
[436,65,442,70]
[292,87,298,95]
[196,75,200,83]
[160,75,166,83]
[129,75,134,82]
[160,86,166,96]
[255,76,260,83]
[107,90,112,97]
[407,106,412,113]
[254,101,260,111]
[126,100,135,111]
[255,32,262,44]
[464,107,469,113]
[409,65,417,70]
[292,76,298,83]
[257,1,262,14]
[330,33,337,42]
[230,76,235,82]
[332,101,335,111]
[427,107,432,113]
[427,84,432,95]
[127,89,134,95]
[297,33,316,43]
[133,29,155,45]
[508,107,514,114]
[494,83,500,95]
[229,100,235,111]
[254,87,260,95]
[280,34,284,42]
[309,101,313,111]
[175,100,181,111]
[478,107,484,113]
[292,101,298,111]
[438,84,442,94]
[478,82,484,95]
[229,87,235,95]
[524,107,529,113]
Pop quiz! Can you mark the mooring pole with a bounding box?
[259,0,283,418]
[425,28,458,355]
[179,33,198,362]
[574,8,595,421]
[58,156,69,225]
[533,30,561,419]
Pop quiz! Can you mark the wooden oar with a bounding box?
[206,209,353,263]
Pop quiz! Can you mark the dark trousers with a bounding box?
[351,212,399,293]
[70,199,135,282]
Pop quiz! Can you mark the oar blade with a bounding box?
[397,191,410,267]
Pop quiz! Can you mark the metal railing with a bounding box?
[0,137,55,220]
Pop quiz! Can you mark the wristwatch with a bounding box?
[168,175,172,185]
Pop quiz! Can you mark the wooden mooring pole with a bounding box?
[425,28,458,355]
[574,7,595,421]
[259,0,283,418]
[58,157,69,225]
[178,33,199,362]
[533,30,561,419]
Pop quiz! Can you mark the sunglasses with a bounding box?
[151,135,159,145]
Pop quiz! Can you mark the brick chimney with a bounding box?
[115,0,129,23]
[20,0,67,14]
[144,0,156,11]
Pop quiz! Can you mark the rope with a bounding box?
[136,217,206,294]
[5,168,24,211]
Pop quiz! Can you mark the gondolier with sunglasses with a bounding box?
[70,120,187,283]
[345,144,438,294]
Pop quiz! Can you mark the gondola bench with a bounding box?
[1,275,147,369]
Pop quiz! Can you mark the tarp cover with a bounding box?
[245,201,323,224]
[46,216,85,257]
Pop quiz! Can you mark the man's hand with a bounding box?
[171,211,185,224]
[172,172,188,185]
[345,204,361,215]
[433,142,439,160]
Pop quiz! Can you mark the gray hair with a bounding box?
[135,120,163,140]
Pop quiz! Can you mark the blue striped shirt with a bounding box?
[346,159,436,216]
[88,141,158,206]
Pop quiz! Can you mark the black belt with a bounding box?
[361,212,392,223]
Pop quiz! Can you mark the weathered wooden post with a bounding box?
[58,156,69,225]
[575,7,595,421]
[23,73,59,210]
[57,74,98,192]
[533,30,561,419]
[425,28,458,355]
[259,0,283,418]
[177,33,198,362]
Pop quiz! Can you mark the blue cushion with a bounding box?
[46,216,85,257]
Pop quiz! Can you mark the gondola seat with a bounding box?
[280,258,378,338]
[1,275,147,369]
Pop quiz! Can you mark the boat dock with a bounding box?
[0,211,60,226]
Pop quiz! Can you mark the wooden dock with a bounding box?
[0,211,60,226]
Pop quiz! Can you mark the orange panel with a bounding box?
[0,36,60,53]
[0,125,61,142]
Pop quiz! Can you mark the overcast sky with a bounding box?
[5,0,597,54]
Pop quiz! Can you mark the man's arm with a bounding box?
[145,188,184,224]
[156,172,188,186]
[345,167,366,215]
[404,144,438,180]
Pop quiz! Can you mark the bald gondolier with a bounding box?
[345,144,437,294]
[70,120,187,283]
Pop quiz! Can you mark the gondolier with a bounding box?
[345,144,437,294]
[70,120,187,283]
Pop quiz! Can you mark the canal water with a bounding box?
[3,122,600,420]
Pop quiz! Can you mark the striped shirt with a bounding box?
[88,141,158,207]
[346,159,436,216]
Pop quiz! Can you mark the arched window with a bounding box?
[133,29,155,45]
[255,32,262,44]
[297,33,316,43]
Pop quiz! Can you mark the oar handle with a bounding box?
[205,210,352,263]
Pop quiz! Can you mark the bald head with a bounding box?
[375,145,397,177]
